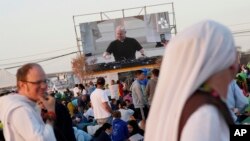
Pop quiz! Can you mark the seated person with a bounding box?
[127,120,144,141]
[111,111,129,141]
[93,123,112,141]
[118,101,134,122]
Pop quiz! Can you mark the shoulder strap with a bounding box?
[178,91,234,141]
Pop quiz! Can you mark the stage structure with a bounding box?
[72,2,177,76]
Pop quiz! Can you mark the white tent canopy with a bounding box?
[0,69,16,88]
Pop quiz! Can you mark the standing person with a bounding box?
[145,20,238,141]
[130,70,148,120]
[117,80,124,98]
[0,63,56,141]
[103,26,145,61]
[90,77,113,125]
[87,81,96,95]
[78,84,87,95]
[73,84,80,97]
[109,80,119,101]
[145,69,159,108]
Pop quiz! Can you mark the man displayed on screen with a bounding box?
[103,26,145,61]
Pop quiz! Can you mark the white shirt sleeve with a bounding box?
[180,105,229,141]
[10,107,56,141]
[128,109,135,115]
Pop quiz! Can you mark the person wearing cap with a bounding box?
[0,63,56,141]
[103,25,145,61]
[90,77,113,125]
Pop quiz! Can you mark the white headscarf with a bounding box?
[145,20,236,141]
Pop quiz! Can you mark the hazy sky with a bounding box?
[1,0,250,75]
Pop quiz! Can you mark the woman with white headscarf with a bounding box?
[145,20,238,141]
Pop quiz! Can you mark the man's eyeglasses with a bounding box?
[21,79,49,85]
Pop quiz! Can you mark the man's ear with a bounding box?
[229,62,239,76]
[18,81,25,89]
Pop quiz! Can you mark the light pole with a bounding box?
[73,16,82,56]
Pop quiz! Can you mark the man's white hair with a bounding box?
[116,25,126,33]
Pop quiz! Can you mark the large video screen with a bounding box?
[79,12,171,71]
[79,12,172,56]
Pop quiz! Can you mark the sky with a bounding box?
[1,0,250,75]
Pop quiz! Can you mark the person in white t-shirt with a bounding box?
[90,77,113,125]
[109,80,119,100]
[79,84,87,95]
[118,101,134,122]
[73,84,80,97]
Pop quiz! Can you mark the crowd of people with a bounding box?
[0,20,250,141]
[0,62,159,141]
[59,68,158,141]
